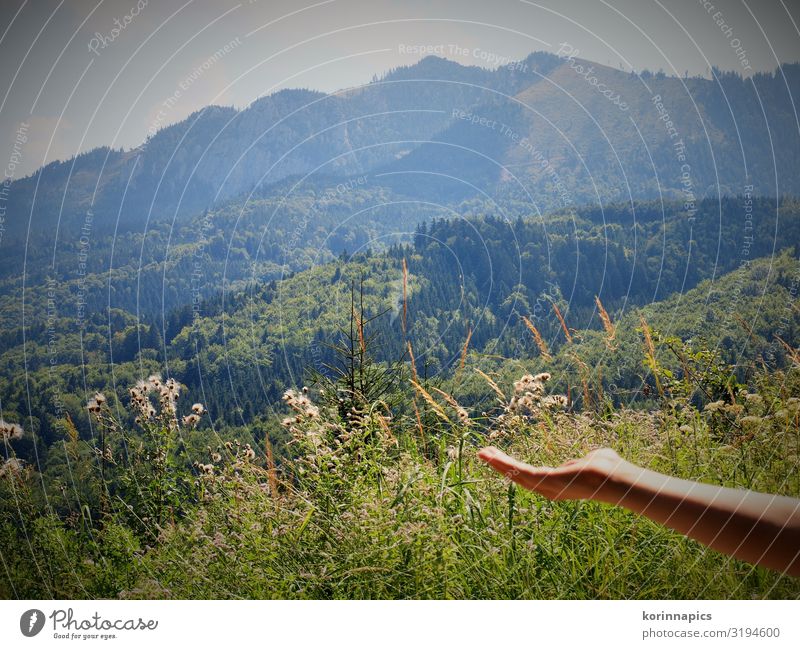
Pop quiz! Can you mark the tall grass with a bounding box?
[1,321,800,599]
[131,402,800,598]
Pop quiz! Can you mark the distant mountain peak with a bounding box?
[381,54,492,83]
[248,87,328,111]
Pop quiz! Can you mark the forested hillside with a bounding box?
[2,197,798,468]
[2,227,799,599]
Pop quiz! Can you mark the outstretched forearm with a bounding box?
[601,461,800,577]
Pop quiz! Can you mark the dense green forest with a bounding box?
[2,190,800,598]
[2,195,798,448]
[2,249,799,598]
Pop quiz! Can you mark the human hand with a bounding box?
[477,446,630,503]
[480,446,800,576]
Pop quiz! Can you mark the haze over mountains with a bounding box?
[4,51,799,244]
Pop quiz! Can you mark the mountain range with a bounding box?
[4,51,799,243]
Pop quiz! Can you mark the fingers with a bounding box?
[477,446,520,476]
[477,446,552,491]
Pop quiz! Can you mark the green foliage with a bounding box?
[2,314,800,599]
[2,194,800,600]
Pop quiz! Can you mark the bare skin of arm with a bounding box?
[478,446,800,577]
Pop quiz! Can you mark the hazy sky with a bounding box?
[1,0,798,177]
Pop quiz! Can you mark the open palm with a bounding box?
[478,446,627,502]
